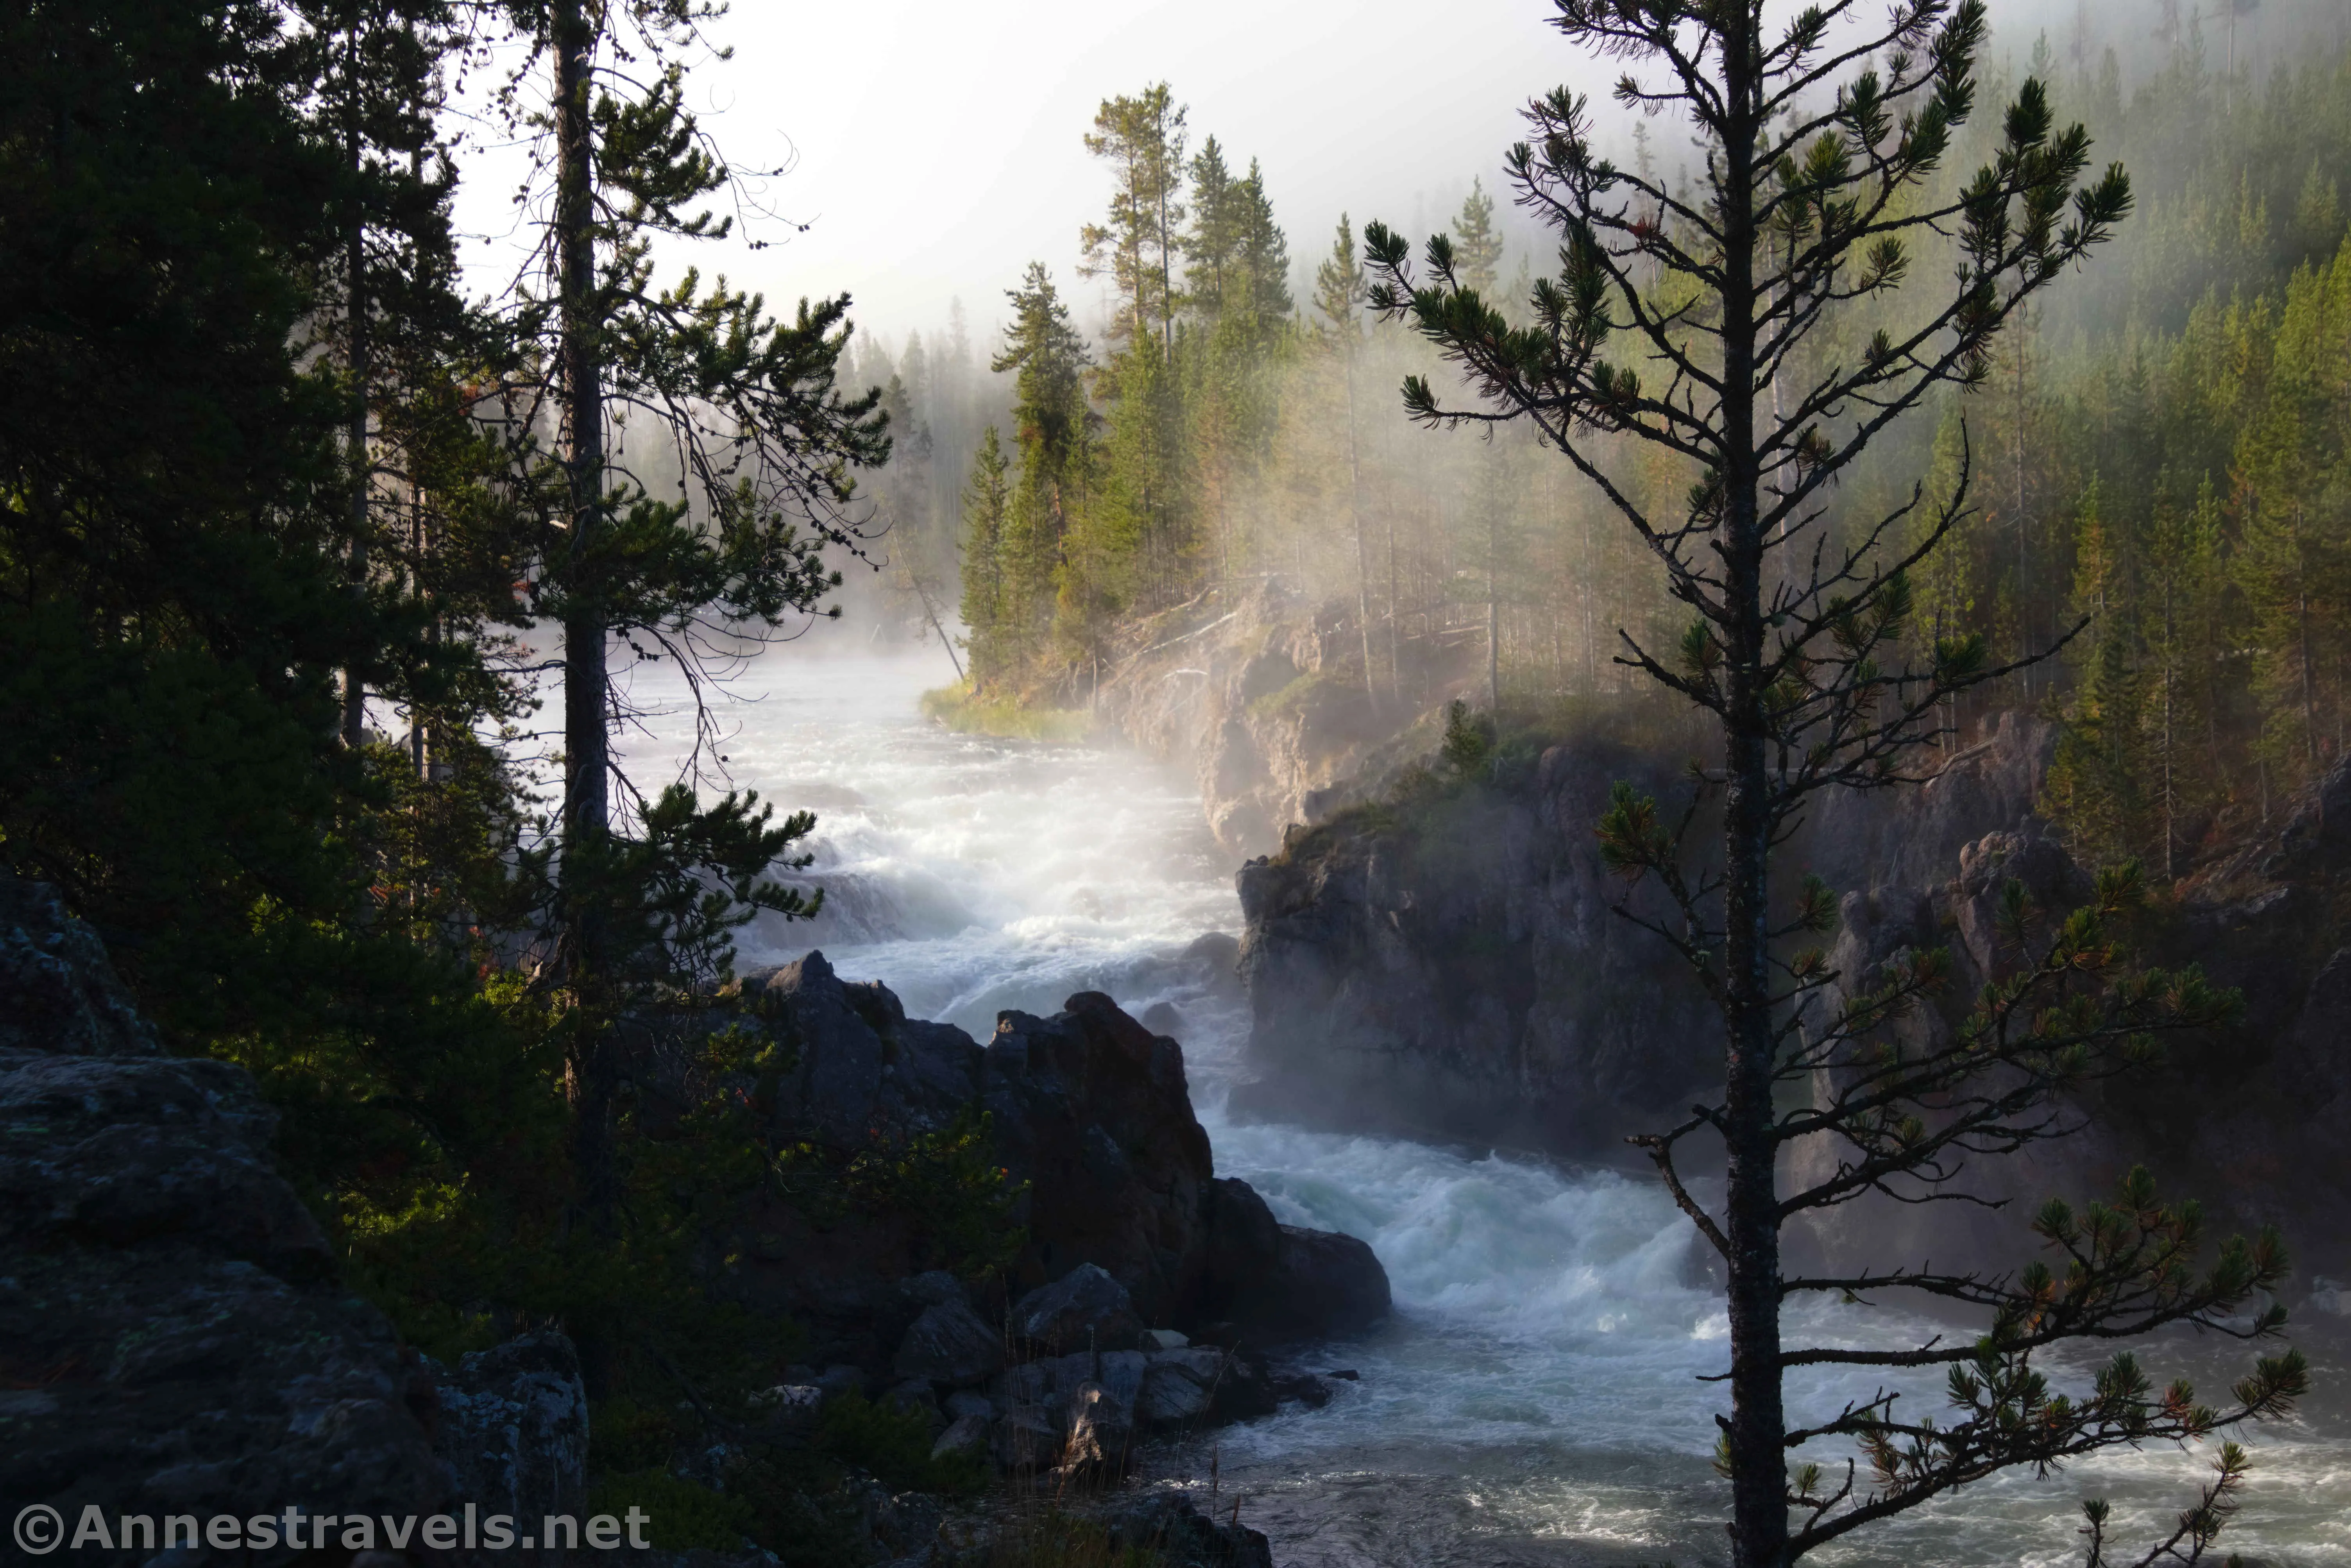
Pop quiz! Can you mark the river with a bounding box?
[618,649,2351,1568]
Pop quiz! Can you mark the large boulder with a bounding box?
[1269,1226,1391,1336]
[893,1298,1006,1387]
[1101,1492,1276,1568]
[1010,1262,1143,1353]
[0,877,449,1557]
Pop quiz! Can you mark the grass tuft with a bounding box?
[920,686,1095,743]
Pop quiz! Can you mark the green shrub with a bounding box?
[818,1393,990,1495]
[584,1468,758,1552]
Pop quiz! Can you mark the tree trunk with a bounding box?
[1486,513,1501,711]
[1717,35,1790,1568]
[1345,345,1378,716]
[341,50,370,750]
[553,0,617,1259]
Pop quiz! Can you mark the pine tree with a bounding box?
[1365,3,2303,1562]
[1079,83,1188,359]
[1314,215,1379,707]
[489,0,891,1303]
[958,426,1013,687]
[991,263,1094,682]
[1450,176,1505,296]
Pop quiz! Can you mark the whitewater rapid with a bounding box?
[617,650,2350,1568]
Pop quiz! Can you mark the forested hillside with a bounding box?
[922,26,2351,881]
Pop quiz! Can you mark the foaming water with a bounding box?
[617,650,2351,1568]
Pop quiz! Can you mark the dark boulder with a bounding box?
[1269,1225,1390,1335]
[1102,1492,1276,1568]
[1010,1262,1143,1353]
[0,877,449,1558]
[432,1332,589,1568]
[893,1298,1006,1387]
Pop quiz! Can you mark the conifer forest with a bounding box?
[4,2,2350,1566]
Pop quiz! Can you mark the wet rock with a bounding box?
[893,1298,1006,1387]
[432,1332,589,1566]
[1140,1327,1190,1351]
[1270,1225,1390,1335]
[1010,1262,1142,1353]
[1271,1372,1332,1409]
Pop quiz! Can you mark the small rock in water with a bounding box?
[1272,1372,1332,1409]
[1322,1368,1360,1380]
[1140,999,1184,1033]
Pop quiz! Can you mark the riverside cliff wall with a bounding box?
[1230,714,2351,1284]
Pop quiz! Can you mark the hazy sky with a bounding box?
[447,0,2263,354]
[456,0,1611,349]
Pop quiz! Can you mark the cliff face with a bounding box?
[1231,715,2351,1280]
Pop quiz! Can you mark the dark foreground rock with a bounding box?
[0,877,450,1556]
[433,1332,592,1567]
[725,951,1391,1369]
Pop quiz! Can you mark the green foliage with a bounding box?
[585,1468,758,1553]
[773,1106,1029,1278]
[1439,699,1495,777]
[817,1394,990,1496]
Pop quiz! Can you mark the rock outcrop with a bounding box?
[1091,579,1476,858]
[1232,712,2351,1285]
[0,877,451,1556]
[1232,713,2058,1155]
[721,950,1391,1371]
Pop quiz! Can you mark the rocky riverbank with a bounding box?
[1088,579,1483,859]
[0,875,1385,1564]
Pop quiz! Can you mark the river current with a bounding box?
[618,650,2350,1568]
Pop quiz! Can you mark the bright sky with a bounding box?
[447,0,2180,355]
[455,0,1598,351]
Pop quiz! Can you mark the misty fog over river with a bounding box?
[620,651,2351,1568]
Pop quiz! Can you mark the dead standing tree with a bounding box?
[1362,0,2307,1563]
